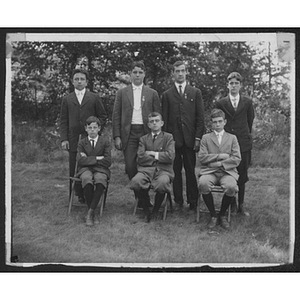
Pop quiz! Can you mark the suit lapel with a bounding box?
[235,95,245,114]
[141,86,147,107]
[80,90,90,107]
[171,85,182,102]
[210,132,219,147]
[126,85,134,107]
[220,131,229,147]
[70,92,80,106]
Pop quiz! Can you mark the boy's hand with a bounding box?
[209,161,222,168]
[61,140,69,151]
[218,153,230,160]
[114,137,122,150]
[193,139,200,152]
[145,151,156,157]
[80,152,87,157]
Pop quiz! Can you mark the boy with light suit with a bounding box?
[198,109,241,229]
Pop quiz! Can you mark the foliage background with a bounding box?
[11,39,291,167]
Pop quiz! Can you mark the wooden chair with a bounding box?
[197,185,231,223]
[133,191,173,221]
[67,135,109,217]
[68,175,109,217]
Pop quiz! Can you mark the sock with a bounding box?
[220,194,233,216]
[202,193,217,217]
[83,183,94,208]
[90,184,105,210]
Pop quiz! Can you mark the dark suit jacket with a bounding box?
[112,85,161,150]
[60,90,107,152]
[199,131,241,180]
[75,136,111,179]
[137,131,175,180]
[161,84,205,149]
[216,95,254,152]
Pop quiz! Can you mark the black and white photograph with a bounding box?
[3,30,295,268]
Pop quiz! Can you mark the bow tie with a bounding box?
[133,86,142,90]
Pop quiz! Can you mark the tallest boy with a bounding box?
[162,61,205,210]
[112,61,161,199]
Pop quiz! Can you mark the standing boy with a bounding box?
[112,61,161,202]
[130,112,175,222]
[76,116,111,226]
[216,72,255,216]
[162,61,205,210]
[198,109,241,229]
[60,69,107,202]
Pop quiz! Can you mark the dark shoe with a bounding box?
[189,203,197,211]
[147,211,158,223]
[78,197,86,204]
[237,204,250,217]
[219,216,230,229]
[86,209,94,226]
[208,217,218,229]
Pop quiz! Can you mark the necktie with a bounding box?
[91,139,95,148]
[179,85,183,96]
[153,134,157,143]
[77,91,83,104]
[233,98,237,110]
[217,133,222,144]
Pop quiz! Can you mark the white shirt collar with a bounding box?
[175,81,186,91]
[214,129,225,136]
[152,131,161,137]
[89,135,99,143]
[229,94,240,101]
[75,88,86,95]
[132,83,143,90]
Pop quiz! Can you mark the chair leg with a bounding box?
[133,197,139,216]
[68,181,76,215]
[99,192,105,218]
[163,193,168,221]
[196,192,201,223]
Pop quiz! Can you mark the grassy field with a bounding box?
[10,153,291,266]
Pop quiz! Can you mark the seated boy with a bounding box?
[76,116,111,226]
[198,109,241,229]
[130,112,175,222]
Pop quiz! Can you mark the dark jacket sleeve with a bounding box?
[112,89,122,139]
[59,96,69,142]
[195,88,205,139]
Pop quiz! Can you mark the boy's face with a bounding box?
[148,116,164,133]
[173,64,186,84]
[85,122,100,139]
[227,78,241,96]
[130,66,145,86]
[211,116,226,132]
[72,72,88,91]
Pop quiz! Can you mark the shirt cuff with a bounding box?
[155,152,159,160]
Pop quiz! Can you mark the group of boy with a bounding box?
[60,61,254,229]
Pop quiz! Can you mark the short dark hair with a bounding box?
[72,68,89,80]
[227,72,242,82]
[148,111,163,121]
[173,60,186,71]
[211,108,225,120]
[131,61,146,72]
[85,116,101,127]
